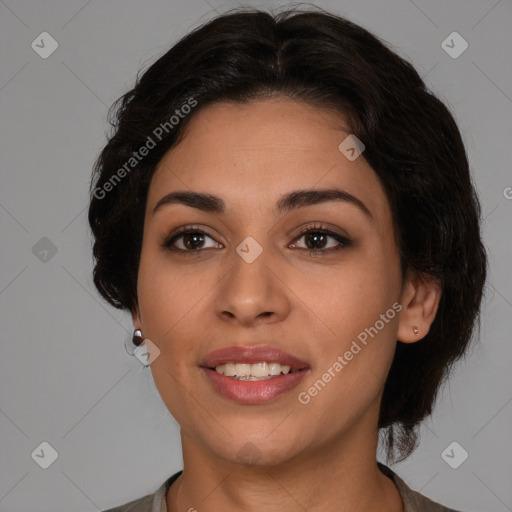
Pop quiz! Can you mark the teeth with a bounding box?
[214,362,293,378]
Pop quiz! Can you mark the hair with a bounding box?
[88,5,487,464]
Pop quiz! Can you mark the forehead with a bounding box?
[148,98,390,223]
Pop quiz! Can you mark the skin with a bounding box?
[131,97,441,512]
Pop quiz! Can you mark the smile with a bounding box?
[214,361,297,380]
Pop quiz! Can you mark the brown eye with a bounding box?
[161,224,350,256]
[180,232,206,250]
[291,227,351,254]
[162,227,222,253]
[303,231,329,250]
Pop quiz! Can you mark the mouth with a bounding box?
[199,345,310,404]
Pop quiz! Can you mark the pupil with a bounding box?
[307,232,325,249]
[184,233,203,249]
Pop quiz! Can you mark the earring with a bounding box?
[132,329,144,346]
[413,326,419,335]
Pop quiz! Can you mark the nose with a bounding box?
[214,243,291,327]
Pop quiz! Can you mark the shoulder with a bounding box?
[102,493,153,512]
[101,470,182,512]
[378,463,463,512]
[398,481,463,512]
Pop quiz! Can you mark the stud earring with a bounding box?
[413,326,419,335]
[132,329,144,346]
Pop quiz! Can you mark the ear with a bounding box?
[397,269,442,343]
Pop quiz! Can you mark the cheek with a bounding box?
[305,247,400,337]
[136,254,203,423]
[299,279,399,430]
[136,247,204,338]
[312,284,399,381]
[136,249,213,402]
[301,244,401,389]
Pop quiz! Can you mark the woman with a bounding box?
[89,7,487,512]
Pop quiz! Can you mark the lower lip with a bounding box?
[201,367,308,404]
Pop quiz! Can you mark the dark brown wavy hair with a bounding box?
[88,5,487,463]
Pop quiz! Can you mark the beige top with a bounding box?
[103,463,461,512]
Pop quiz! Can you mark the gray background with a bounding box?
[0,0,511,510]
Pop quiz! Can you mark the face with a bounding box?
[133,97,407,467]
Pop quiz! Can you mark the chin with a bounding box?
[214,438,303,468]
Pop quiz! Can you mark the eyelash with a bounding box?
[161,223,351,257]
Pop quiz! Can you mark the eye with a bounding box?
[162,226,222,253]
[161,223,351,256]
[290,223,351,255]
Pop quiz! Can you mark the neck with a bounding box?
[167,419,403,512]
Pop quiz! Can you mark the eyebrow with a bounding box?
[152,188,373,219]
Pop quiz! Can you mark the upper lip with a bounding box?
[200,345,309,371]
